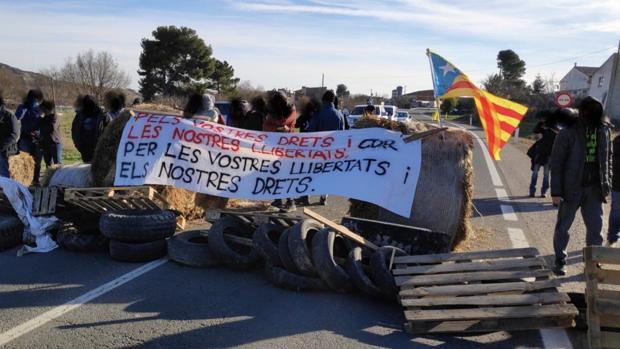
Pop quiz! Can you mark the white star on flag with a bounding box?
[439,63,455,76]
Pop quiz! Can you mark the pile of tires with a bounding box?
[55,211,109,253]
[100,209,177,262]
[0,213,24,252]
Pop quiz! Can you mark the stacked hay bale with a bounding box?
[348,116,473,249]
[89,104,227,219]
[9,152,35,186]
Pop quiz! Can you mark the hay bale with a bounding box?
[9,152,35,186]
[348,116,473,249]
[157,186,196,215]
[46,164,93,188]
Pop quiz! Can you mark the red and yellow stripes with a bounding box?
[439,74,527,160]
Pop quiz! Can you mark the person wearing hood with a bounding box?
[71,95,110,163]
[16,89,44,184]
[550,97,612,275]
[0,90,19,178]
[39,100,62,166]
[242,95,267,131]
[183,93,225,124]
[104,90,127,121]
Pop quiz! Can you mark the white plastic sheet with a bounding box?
[0,177,58,255]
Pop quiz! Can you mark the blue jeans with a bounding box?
[529,163,550,196]
[608,190,620,244]
[43,143,62,166]
[0,154,9,178]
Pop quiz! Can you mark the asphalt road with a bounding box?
[0,114,589,348]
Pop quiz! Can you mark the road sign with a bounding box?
[555,92,573,107]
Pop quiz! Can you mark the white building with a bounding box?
[559,64,598,97]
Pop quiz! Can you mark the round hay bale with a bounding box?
[349,117,473,249]
[132,103,181,114]
[46,164,93,188]
[9,152,35,186]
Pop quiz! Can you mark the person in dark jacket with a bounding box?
[264,91,297,212]
[183,93,225,124]
[0,90,20,178]
[294,99,321,206]
[550,97,612,275]
[229,98,250,128]
[16,89,44,184]
[608,135,620,247]
[71,95,110,163]
[528,111,560,198]
[39,100,62,166]
[243,96,267,131]
[308,90,345,132]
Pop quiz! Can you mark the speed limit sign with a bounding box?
[555,92,573,107]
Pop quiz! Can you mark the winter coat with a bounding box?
[612,135,620,192]
[550,99,612,202]
[308,102,345,132]
[0,106,20,156]
[243,110,265,131]
[263,106,297,132]
[529,121,557,165]
[15,103,41,140]
[71,109,110,161]
[40,113,62,146]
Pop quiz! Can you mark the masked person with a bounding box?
[550,98,612,275]
[528,110,560,198]
[39,100,62,166]
[71,95,110,163]
[104,90,127,121]
[183,93,225,124]
[15,89,44,184]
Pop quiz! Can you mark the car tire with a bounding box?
[311,228,354,292]
[369,246,406,300]
[253,223,285,266]
[100,210,177,242]
[168,230,221,267]
[0,214,23,251]
[345,247,383,298]
[278,229,298,273]
[109,239,167,263]
[56,222,109,252]
[287,219,322,276]
[263,262,328,292]
[208,216,260,269]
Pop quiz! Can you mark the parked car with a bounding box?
[384,105,397,120]
[396,111,410,122]
[347,104,387,126]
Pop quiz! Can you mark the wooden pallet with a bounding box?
[584,246,620,349]
[0,187,58,216]
[393,247,578,334]
[206,209,303,227]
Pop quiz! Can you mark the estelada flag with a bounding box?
[428,50,528,160]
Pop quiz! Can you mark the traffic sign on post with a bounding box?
[555,92,573,108]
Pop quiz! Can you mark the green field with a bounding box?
[56,108,81,165]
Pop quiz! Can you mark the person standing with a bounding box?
[39,100,62,166]
[528,111,560,198]
[263,91,297,212]
[243,96,267,131]
[550,98,612,275]
[183,93,225,124]
[16,89,44,184]
[104,90,127,121]
[294,98,321,206]
[0,90,20,178]
[307,90,345,205]
[607,134,620,248]
[71,95,109,163]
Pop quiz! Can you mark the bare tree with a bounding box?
[60,50,130,102]
[39,66,63,103]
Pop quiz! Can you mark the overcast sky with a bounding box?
[0,0,618,96]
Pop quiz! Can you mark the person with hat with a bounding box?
[183,93,225,124]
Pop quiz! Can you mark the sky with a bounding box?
[0,0,619,96]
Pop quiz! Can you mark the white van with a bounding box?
[347,104,386,126]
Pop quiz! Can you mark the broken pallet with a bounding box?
[393,247,578,334]
[584,246,620,349]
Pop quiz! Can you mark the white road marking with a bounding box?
[0,258,168,346]
[500,204,519,221]
[442,119,574,349]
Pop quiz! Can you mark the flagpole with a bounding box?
[426,48,442,127]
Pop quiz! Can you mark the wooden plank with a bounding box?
[303,208,378,250]
[47,187,57,214]
[396,269,552,287]
[32,188,42,214]
[401,292,570,307]
[404,304,578,322]
[601,331,620,349]
[597,298,620,317]
[405,316,574,334]
[399,279,560,298]
[393,257,545,276]
[588,246,620,265]
[596,268,620,285]
[394,247,539,265]
[585,246,603,349]
[600,314,620,328]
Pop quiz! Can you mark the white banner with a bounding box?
[114,112,421,217]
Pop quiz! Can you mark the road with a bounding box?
[0,114,589,348]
